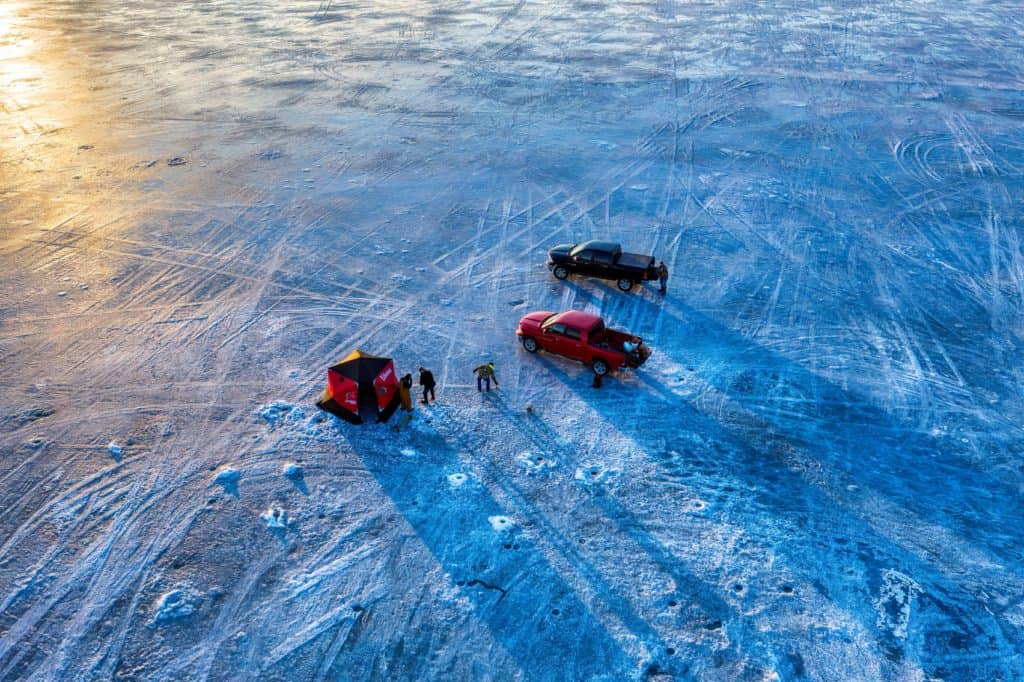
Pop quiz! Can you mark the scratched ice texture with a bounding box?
[1,1,1022,680]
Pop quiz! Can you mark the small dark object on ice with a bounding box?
[167,157,187,167]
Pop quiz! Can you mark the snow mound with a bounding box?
[488,515,514,532]
[400,448,418,457]
[517,451,555,474]
[262,506,288,529]
[874,569,922,640]
[214,466,240,484]
[255,402,335,443]
[213,467,240,495]
[151,587,201,627]
[256,401,305,429]
[574,464,619,486]
[282,462,302,479]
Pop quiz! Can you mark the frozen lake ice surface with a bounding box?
[1,0,1022,679]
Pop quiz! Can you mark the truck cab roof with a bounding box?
[570,240,620,257]
[550,309,604,332]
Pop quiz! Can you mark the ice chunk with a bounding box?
[262,506,287,529]
[488,515,513,532]
[574,464,618,486]
[256,401,304,429]
[152,587,200,626]
[214,467,240,496]
[874,569,922,640]
[518,451,555,474]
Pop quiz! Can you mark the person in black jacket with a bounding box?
[418,367,436,404]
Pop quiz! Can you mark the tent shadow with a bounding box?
[342,420,638,678]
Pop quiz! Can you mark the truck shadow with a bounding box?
[531,354,1019,674]
[572,280,1022,572]
[342,416,637,678]
[525,283,1022,674]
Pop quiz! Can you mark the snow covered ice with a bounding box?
[1,0,1023,680]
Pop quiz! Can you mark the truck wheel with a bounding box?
[616,278,634,292]
[522,337,539,353]
[553,265,569,280]
[592,359,609,376]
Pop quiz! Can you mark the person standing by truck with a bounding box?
[657,260,669,295]
[418,367,436,404]
[473,362,499,392]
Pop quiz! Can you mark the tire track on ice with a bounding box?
[0,461,208,678]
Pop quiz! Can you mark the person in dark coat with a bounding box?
[473,362,499,392]
[657,261,669,295]
[398,373,414,411]
[418,367,436,404]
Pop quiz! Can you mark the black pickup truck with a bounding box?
[547,240,658,291]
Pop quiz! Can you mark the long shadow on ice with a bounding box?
[587,282,1023,571]
[344,419,635,679]
[484,390,775,679]
[424,400,701,676]
[532,327,1019,671]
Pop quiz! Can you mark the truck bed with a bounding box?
[616,252,655,270]
[591,328,650,367]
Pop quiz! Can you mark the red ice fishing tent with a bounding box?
[316,350,400,424]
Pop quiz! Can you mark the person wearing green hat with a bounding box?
[473,361,499,392]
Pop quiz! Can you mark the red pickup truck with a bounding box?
[516,310,650,375]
